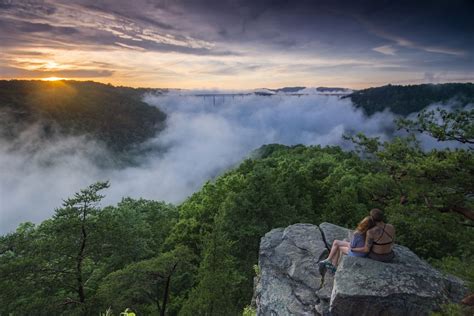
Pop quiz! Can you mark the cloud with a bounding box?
[16,21,78,35]
[373,45,396,56]
[0,66,114,78]
[1,0,473,87]
[0,0,231,56]
[114,42,147,51]
[358,1,473,59]
[0,121,108,233]
[423,46,466,57]
[391,36,467,57]
[2,92,460,234]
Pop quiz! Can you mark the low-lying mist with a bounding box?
[0,93,456,233]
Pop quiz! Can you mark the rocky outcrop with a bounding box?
[330,245,466,316]
[256,224,328,315]
[255,223,467,316]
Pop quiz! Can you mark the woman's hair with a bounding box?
[370,208,384,223]
[356,216,375,234]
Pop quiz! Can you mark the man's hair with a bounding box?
[370,208,384,222]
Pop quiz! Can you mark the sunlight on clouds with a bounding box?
[41,77,67,81]
[42,61,62,70]
[0,43,463,89]
[9,50,73,72]
[0,0,472,88]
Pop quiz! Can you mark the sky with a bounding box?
[1,0,473,89]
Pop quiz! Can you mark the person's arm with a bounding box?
[351,231,373,253]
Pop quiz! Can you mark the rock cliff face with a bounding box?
[254,223,466,316]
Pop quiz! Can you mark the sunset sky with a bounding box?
[1,0,473,89]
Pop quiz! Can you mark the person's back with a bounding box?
[367,209,395,262]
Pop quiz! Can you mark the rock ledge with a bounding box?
[254,223,466,316]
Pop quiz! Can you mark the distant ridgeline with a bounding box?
[0,80,167,152]
[1,80,473,153]
[346,83,474,116]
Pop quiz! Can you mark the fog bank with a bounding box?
[0,93,453,233]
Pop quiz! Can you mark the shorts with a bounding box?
[348,249,368,258]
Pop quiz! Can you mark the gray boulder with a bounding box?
[255,223,467,316]
[256,224,328,315]
[314,273,334,316]
[319,222,351,248]
[330,245,467,316]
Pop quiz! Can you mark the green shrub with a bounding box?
[242,305,257,316]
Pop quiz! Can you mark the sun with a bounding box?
[41,77,67,81]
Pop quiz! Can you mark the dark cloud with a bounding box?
[145,0,473,49]
[0,0,234,56]
[17,21,53,32]
[16,21,78,35]
[79,2,176,31]
[2,50,50,56]
[0,0,56,18]
[3,0,471,57]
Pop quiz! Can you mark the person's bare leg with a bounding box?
[332,246,350,265]
[327,240,340,261]
[327,240,350,261]
[340,246,350,255]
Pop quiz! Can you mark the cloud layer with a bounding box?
[0,93,405,233]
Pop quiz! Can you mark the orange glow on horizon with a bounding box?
[41,77,67,81]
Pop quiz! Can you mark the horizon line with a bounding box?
[1,78,473,91]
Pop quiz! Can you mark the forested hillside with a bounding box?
[0,80,167,152]
[0,108,472,315]
[347,83,474,115]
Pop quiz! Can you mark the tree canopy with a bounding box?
[0,80,167,152]
[347,83,474,115]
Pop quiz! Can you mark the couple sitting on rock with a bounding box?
[319,208,395,274]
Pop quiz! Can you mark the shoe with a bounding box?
[318,259,328,268]
[319,259,330,266]
[318,259,336,275]
[318,259,328,275]
[322,259,334,269]
[319,259,337,274]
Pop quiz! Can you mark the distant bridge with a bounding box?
[158,92,348,106]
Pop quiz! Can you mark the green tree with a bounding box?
[97,246,196,315]
[397,107,474,145]
[49,181,110,313]
[181,211,245,316]
[0,182,110,315]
